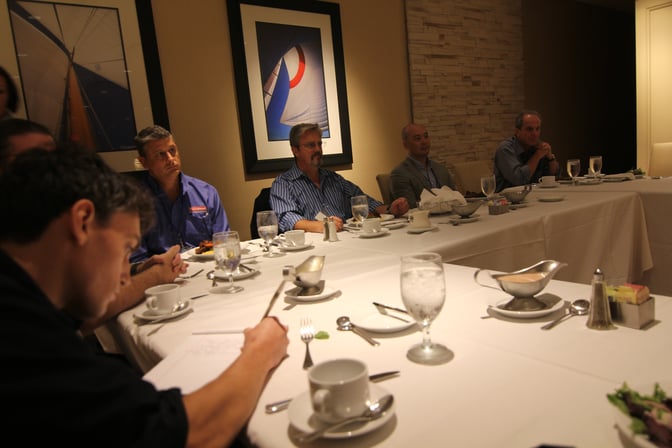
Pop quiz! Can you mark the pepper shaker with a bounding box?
[586,268,616,330]
[323,217,330,241]
[328,217,339,242]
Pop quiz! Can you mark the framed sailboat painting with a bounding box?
[227,0,353,174]
[0,0,168,172]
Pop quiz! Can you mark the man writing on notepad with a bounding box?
[0,146,289,446]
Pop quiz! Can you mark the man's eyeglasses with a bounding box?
[300,141,325,149]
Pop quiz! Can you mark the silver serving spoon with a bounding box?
[336,316,380,346]
[206,270,217,287]
[540,299,590,330]
[297,394,394,443]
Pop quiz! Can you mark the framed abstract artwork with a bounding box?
[227,0,352,174]
[1,0,168,172]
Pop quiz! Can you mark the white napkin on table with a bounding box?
[603,172,635,180]
[419,186,467,209]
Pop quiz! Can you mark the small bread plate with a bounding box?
[184,247,214,261]
[279,243,314,252]
[289,384,395,440]
[489,295,564,319]
[381,221,407,230]
[133,300,192,322]
[215,265,259,281]
[358,228,390,238]
[611,381,670,448]
[448,214,480,225]
[352,313,416,333]
[406,225,438,234]
[284,283,340,302]
[537,195,565,202]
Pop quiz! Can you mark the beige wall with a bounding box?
[150,0,411,240]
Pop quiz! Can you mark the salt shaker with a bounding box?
[586,268,616,330]
[327,217,339,242]
[323,217,330,241]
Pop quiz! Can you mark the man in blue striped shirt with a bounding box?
[270,123,409,233]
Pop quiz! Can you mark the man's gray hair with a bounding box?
[289,123,321,148]
[134,125,172,157]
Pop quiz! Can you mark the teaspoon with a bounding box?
[540,299,590,330]
[336,316,380,346]
[297,394,394,443]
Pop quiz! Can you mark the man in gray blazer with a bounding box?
[390,123,456,208]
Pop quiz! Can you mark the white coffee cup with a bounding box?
[145,283,182,313]
[361,217,382,234]
[285,229,305,246]
[538,175,557,186]
[409,209,431,228]
[309,359,370,423]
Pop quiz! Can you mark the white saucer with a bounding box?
[449,214,480,225]
[133,300,192,321]
[215,266,259,280]
[352,312,416,333]
[489,296,564,319]
[358,228,390,238]
[381,221,406,230]
[537,195,565,202]
[406,225,437,234]
[288,384,395,439]
[279,243,314,252]
[284,284,339,302]
[184,247,214,261]
[379,214,395,222]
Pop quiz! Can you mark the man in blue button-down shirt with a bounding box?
[131,126,228,262]
[270,123,408,233]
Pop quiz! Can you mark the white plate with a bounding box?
[184,247,214,261]
[284,284,339,302]
[537,195,565,202]
[288,384,395,439]
[352,312,416,333]
[611,381,671,448]
[381,221,407,230]
[133,300,192,321]
[406,225,438,234]
[489,296,564,319]
[379,214,395,221]
[449,214,480,225]
[358,228,390,238]
[538,183,559,188]
[215,266,259,280]
[279,243,314,252]
[578,179,601,185]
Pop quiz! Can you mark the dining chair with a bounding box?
[376,173,393,204]
[450,160,492,195]
[250,187,271,239]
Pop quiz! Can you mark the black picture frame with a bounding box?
[227,0,352,174]
[1,0,168,172]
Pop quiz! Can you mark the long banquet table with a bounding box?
[107,216,671,447]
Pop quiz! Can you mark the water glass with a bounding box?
[567,159,581,184]
[589,156,602,177]
[256,210,284,258]
[213,230,243,293]
[350,195,369,224]
[400,252,453,365]
[480,174,496,199]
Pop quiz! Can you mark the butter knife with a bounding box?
[372,302,409,315]
[264,370,400,414]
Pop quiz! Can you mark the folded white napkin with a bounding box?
[419,186,466,211]
[603,172,635,180]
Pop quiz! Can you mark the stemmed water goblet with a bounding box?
[256,210,284,258]
[350,195,369,226]
[567,159,581,185]
[213,230,243,293]
[480,174,496,200]
[400,252,453,365]
[589,155,602,178]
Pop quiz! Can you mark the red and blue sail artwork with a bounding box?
[8,0,137,152]
[256,22,329,141]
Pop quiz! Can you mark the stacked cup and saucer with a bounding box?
[289,359,396,442]
[133,283,192,322]
[358,217,389,238]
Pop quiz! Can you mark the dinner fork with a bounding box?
[300,318,315,370]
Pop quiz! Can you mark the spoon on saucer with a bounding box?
[336,316,380,346]
[540,299,590,330]
[297,394,394,443]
